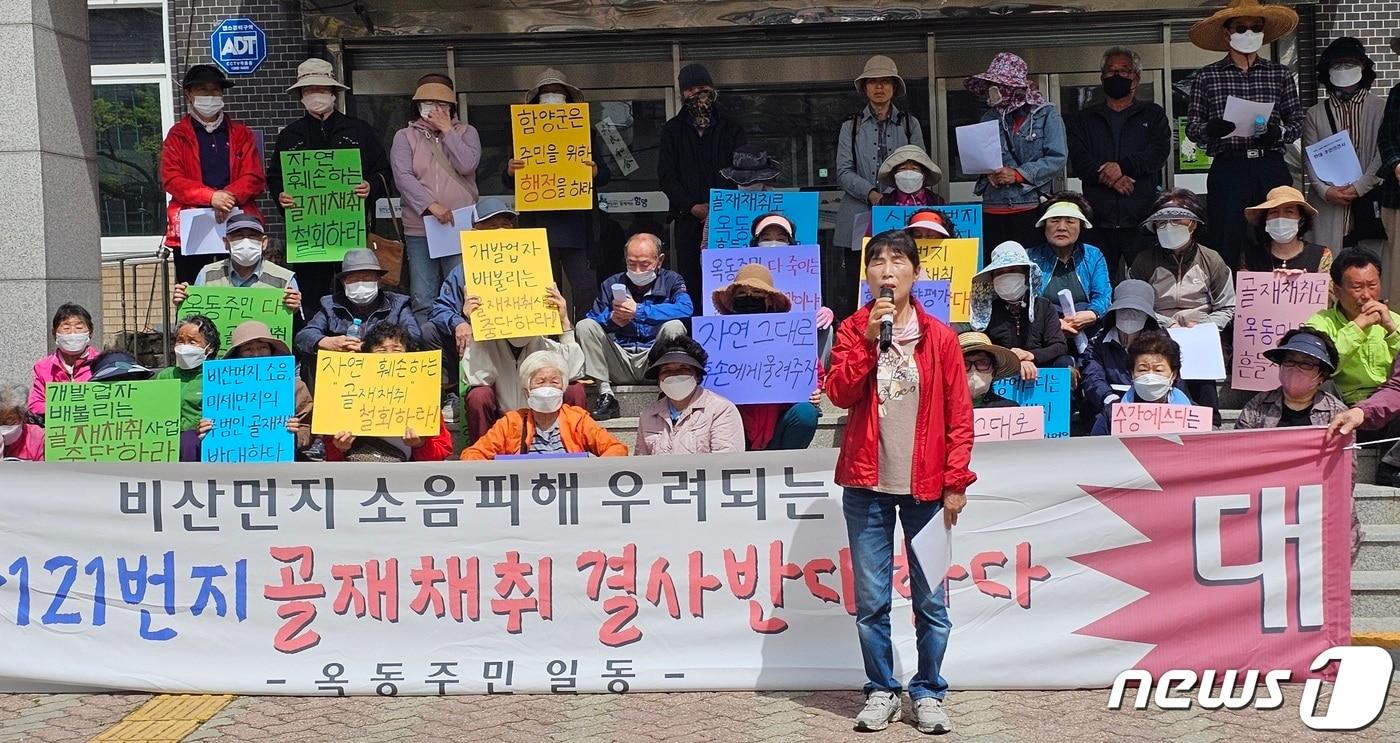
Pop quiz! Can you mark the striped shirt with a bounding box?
[1186,55,1303,157]
[1325,90,1368,234]
[530,423,566,455]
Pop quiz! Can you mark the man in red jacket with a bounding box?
[160,64,266,284]
[825,229,975,735]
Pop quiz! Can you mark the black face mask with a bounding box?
[731,296,769,314]
[1102,75,1133,101]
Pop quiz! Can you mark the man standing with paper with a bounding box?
[1185,0,1303,269]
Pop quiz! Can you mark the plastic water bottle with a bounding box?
[1253,115,1267,138]
[347,318,363,341]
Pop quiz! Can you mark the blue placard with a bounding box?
[859,280,951,323]
[702,244,822,315]
[693,312,819,405]
[201,357,296,463]
[497,452,590,461]
[210,18,267,76]
[706,189,820,248]
[991,367,1071,439]
[871,203,984,267]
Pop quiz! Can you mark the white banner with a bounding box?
[0,430,1351,694]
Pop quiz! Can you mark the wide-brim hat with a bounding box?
[965,52,1030,94]
[286,58,349,95]
[855,55,906,97]
[413,82,455,105]
[1244,185,1318,224]
[877,145,943,187]
[1188,0,1298,53]
[644,349,705,380]
[336,248,387,280]
[90,351,154,382]
[182,64,233,90]
[525,68,584,103]
[712,263,791,314]
[228,320,291,357]
[1102,279,1159,326]
[1263,331,1336,375]
[958,332,1021,379]
[973,241,1034,282]
[721,144,781,185]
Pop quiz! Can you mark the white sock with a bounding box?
[599,382,613,395]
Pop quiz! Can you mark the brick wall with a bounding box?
[1318,1,1400,90]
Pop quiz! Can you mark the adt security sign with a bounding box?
[210,18,266,75]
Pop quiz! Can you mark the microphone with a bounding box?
[879,287,894,351]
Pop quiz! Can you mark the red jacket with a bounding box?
[324,420,455,462]
[824,303,976,500]
[160,115,266,248]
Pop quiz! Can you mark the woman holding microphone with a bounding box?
[825,228,975,734]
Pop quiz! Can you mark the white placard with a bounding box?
[424,205,476,259]
[1222,96,1275,139]
[178,208,241,256]
[955,120,1003,175]
[1168,323,1227,381]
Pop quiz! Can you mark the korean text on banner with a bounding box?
[973,405,1045,442]
[1110,403,1213,436]
[512,104,592,211]
[859,280,951,323]
[201,357,296,463]
[702,245,821,315]
[861,237,977,322]
[694,312,818,404]
[1168,324,1227,381]
[0,429,1351,694]
[281,149,364,263]
[178,207,241,256]
[43,380,180,462]
[310,351,441,436]
[1305,130,1363,187]
[1232,272,1330,392]
[992,367,1071,438]
[706,189,819,248]
[423,204,476,259]
[871,203,983,251]
[180,286,292,358]
[461,228,561,341]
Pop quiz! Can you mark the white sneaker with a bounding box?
[913,697,951,734]
[854,690,902,732]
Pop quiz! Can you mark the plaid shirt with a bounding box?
[1186,55,1303,157]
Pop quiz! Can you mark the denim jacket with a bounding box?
[974,103,1067,208]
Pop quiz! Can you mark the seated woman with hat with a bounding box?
[713,263,824,451]
[970,241,1070,382]
[196,320,313,457]
[1237,328,1347,429]
[1079,279,1167,417]
[1241,186,1333,274]
[957,332,1021,409]
[904,209,958,241]
[326,322,454,462]
[878,145,945,208]
[633,335,745,455]
[1089,331,1196,435]
[1027,193,1112,344]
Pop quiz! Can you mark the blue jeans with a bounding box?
[843,487,950,700]
[405,234,463,320]
[765,402,819,450]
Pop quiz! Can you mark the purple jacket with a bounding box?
[1358,353,1400,427]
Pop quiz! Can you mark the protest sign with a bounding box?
[201,357,296,463]
[0,429,1351,694]
[1110,403,1213,436]
[973,405,1045,442]
[423,204,476,259]
[706,190,819,248]
[1232,272,1330,392]
[859,280,951,323]
[512,104,592,211]
[861,237,977,322]
[179,286,292,358]
[281,149,364,263]
[461,228,561,341]
[870,203,983,248]
[1168,324,1227,381]
[701,245,821,315]
[178,207,241,256]
[693,312,818,404]
[992,367,1071,438]
[310,351,441,436]
[43,380,180,462]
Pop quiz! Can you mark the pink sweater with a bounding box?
[4,424,45,461]
[29,347,98,415]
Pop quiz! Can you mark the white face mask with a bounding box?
[344,281,379,305]
[986,86,1003,106]
[967,370,992,399]
[1156,223,1192,250]
[191,95,224,120]
[302,91,336,116]
[1132,372,1174,402]
[993,273,1027,302]
[1229,30,1264,55]
[1265,217,1300,243]
[1330,64,1364,89]
[659,374,698,402]
[56,332,90,354]
[0,424,23,446]
[538,93,568,105]
[229,238,263,267]
[174,344,207,370]
[1115,309,1147,335]
[756,240,788,247]
[527,386,564,414]
[893,170,925,194]
[626,270,656,286]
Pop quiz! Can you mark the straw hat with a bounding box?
[855,55,906,97]
[1244,185,1317,224]
[877,145,943,187]
[525,68,584,103]
[286,58,349,95]
[412,82,455,105]
[1188,0,1298,53]
[712,263,791,315]
[958,332,1020,379]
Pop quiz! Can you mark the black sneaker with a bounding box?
[442,391,461,432]
[590,392,620,421]
[301,438,326,463]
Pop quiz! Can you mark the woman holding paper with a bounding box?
[1303,37,1385,255]
[1241,186,1333,274]
[1027,193,1112,345]
[1089,331,1196,435]
[391,79,481,320]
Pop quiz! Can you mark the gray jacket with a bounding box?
[974,103,1067,208]
[834,104,925,249]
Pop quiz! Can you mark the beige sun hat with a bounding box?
[525,68,584,103]
[286,58,348,95]
[855,55,906,97]
[712,263,792,315]
[877,145,943,187]
[1244,185,1318,224]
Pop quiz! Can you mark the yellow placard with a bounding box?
[859,237,979,322]
[311,350,442,436]
[511,103,592,211]
[461,227,563,341]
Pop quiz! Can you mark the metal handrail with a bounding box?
[100,246,173,367]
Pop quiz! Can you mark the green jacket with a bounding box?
[1303,307,1400,404]
[155,366,203,429]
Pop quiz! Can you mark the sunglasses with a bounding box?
[965,358,995,373]
[1230,23,1265,34]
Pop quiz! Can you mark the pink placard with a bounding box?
[1231,272,1330,392]
[1110,403,1213,435]
[973,405,1044,442]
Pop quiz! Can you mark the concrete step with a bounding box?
[1355,484,1400,525]
[599,413,846,451]
[1356,524,1400,571]
[1352,570,1400,619]
[1351,617,1400,649]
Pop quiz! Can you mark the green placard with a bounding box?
[180,286,293,358]
[1177,117,1213,172]
[280,148,365,263]
[44,380,181,462]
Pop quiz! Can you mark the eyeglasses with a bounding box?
[965,358,995,373]
[1279,358,1322,373]
[1230,23,1265,34]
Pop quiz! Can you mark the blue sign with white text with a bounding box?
[210,18,267,76]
